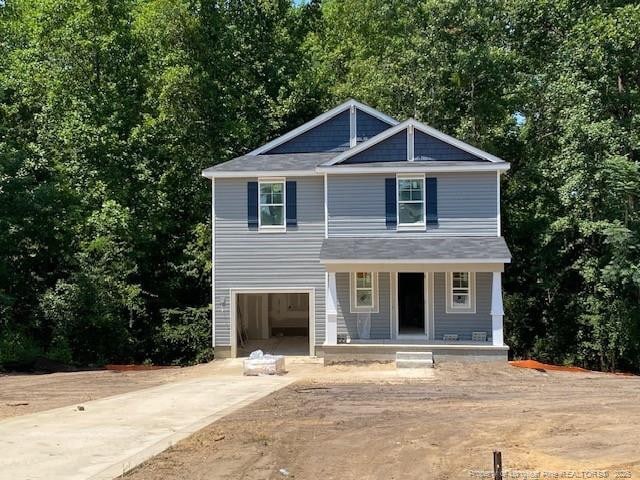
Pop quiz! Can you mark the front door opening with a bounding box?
[398,273,425,335]
[236,292,310,356]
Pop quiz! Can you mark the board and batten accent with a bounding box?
[327,172,498,237]
[335,272,391,339]
[343,131,408,163]
[414,130,480,161]
[356,110,393,144]
[213,176,326,348]
[266,109,351,154]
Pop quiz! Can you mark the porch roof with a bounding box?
[319,237,511,264]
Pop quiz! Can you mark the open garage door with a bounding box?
[235,292,311,357]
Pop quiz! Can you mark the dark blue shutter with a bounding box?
[385,178,397,229]
[286,181,297,226]
[247,181,258,229]
[426,177,438,226]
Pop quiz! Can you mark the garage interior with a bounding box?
[236,292,310,356]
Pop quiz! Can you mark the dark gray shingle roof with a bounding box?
[203,153,338,174]
[320,237,511,262]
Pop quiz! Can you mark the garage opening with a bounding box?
[236,292,310,357]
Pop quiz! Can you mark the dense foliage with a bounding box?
[1,0,638,371]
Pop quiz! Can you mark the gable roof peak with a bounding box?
[248,99,398,156]
[323,117,505,165]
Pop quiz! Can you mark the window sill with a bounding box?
[258,226,286,233]
[349,307,380,314]
[397,224,426,232]
[445,307,477,315]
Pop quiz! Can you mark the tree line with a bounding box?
[1,0,638,371]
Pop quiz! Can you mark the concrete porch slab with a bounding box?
[319,343,509,364]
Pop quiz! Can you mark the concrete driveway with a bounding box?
[0,364,294,480]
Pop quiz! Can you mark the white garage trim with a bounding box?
[229,287,316,358]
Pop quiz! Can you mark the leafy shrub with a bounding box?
[154,306,213,365]
[0,331,43,370]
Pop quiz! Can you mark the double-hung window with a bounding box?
[446,272,476,313]
[259,179,285,231]
[397,176,425,229]
[350,272,379,313]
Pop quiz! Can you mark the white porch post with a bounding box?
[325,272,338,345]
[491,271,504,346]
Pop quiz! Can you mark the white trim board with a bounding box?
[248,99,398,156]
[202,163,509,178]
[323,118,505,165]
[202,170,318,179]
[322,258,512,264]
[316,163,510,174]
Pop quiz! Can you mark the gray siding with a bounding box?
[335,272,391,339]
[356,110,391,143]
[414,130,480,161]
[266,110,350,154]
[433,272,492,340]
[344,131,407,163]
[214,176,326,347]
[327,172,498,237]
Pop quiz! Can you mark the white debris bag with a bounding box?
[243,350,286,376]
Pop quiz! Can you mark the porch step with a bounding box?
[396,351,434,368]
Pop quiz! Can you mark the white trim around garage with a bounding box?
[229,287,316,358]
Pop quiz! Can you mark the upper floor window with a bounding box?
[350,272,379,313]
[446,272,476,314]
[259,179,285,230]
[397,176,425,229]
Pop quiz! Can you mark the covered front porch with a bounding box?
[319,237,510,362]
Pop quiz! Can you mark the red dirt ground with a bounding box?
[509,359,590,373]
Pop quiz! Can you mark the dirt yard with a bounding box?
[0,364,214,419]
[124,362,640,480]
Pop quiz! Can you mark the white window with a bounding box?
[446,272,476,313]
[259,179,285,231]
[397,176,425,229]
[350,272,379,313]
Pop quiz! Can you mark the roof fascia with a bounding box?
[316,163,510,174]
[201,169,320,179]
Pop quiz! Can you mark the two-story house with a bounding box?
[202,100,511,363]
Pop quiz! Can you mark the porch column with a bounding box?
[491,271,504,346]
[325,272,338,345]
